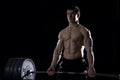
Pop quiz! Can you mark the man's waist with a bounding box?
[63,52,83,59]
[61,55,85,62]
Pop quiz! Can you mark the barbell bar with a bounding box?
[4,58,120,80]
[31,71,87,74]
[22,70,119,79]
[22,70,87,79]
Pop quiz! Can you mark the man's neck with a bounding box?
[69,22,79,27]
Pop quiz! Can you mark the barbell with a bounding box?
[4,58,120,80]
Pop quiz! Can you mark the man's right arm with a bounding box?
[47,31,64,76]
[50,39,64,68]
[49,31,64,68]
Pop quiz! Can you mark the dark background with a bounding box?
[0,0,120,80]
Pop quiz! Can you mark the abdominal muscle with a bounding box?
[63,40,84,59]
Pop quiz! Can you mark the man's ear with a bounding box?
[77,13,80,18]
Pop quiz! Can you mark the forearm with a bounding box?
[84,34,94,68]
[50,50,61,68]
[86,49,95,68]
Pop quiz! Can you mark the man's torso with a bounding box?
[61,24,85,59]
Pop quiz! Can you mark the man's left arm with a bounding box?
[83,28,96,77]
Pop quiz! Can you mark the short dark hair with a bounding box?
[67,6,80,14]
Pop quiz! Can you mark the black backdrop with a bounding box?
[0,0,119,80]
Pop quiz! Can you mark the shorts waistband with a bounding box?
[61,57,85,62]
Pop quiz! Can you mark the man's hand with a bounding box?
[47,67,55,76]
[87,67,96,77]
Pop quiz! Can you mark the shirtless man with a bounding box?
[47,6,96,80]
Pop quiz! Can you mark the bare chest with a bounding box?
[63,28,83,41]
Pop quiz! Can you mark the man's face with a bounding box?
[67,10,79,23]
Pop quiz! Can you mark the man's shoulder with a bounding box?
[58,27,68,39]
[59,27,68,33]
[79,24,90,32]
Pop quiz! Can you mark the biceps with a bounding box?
[56,40,64,51]
[84,37,93,48]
